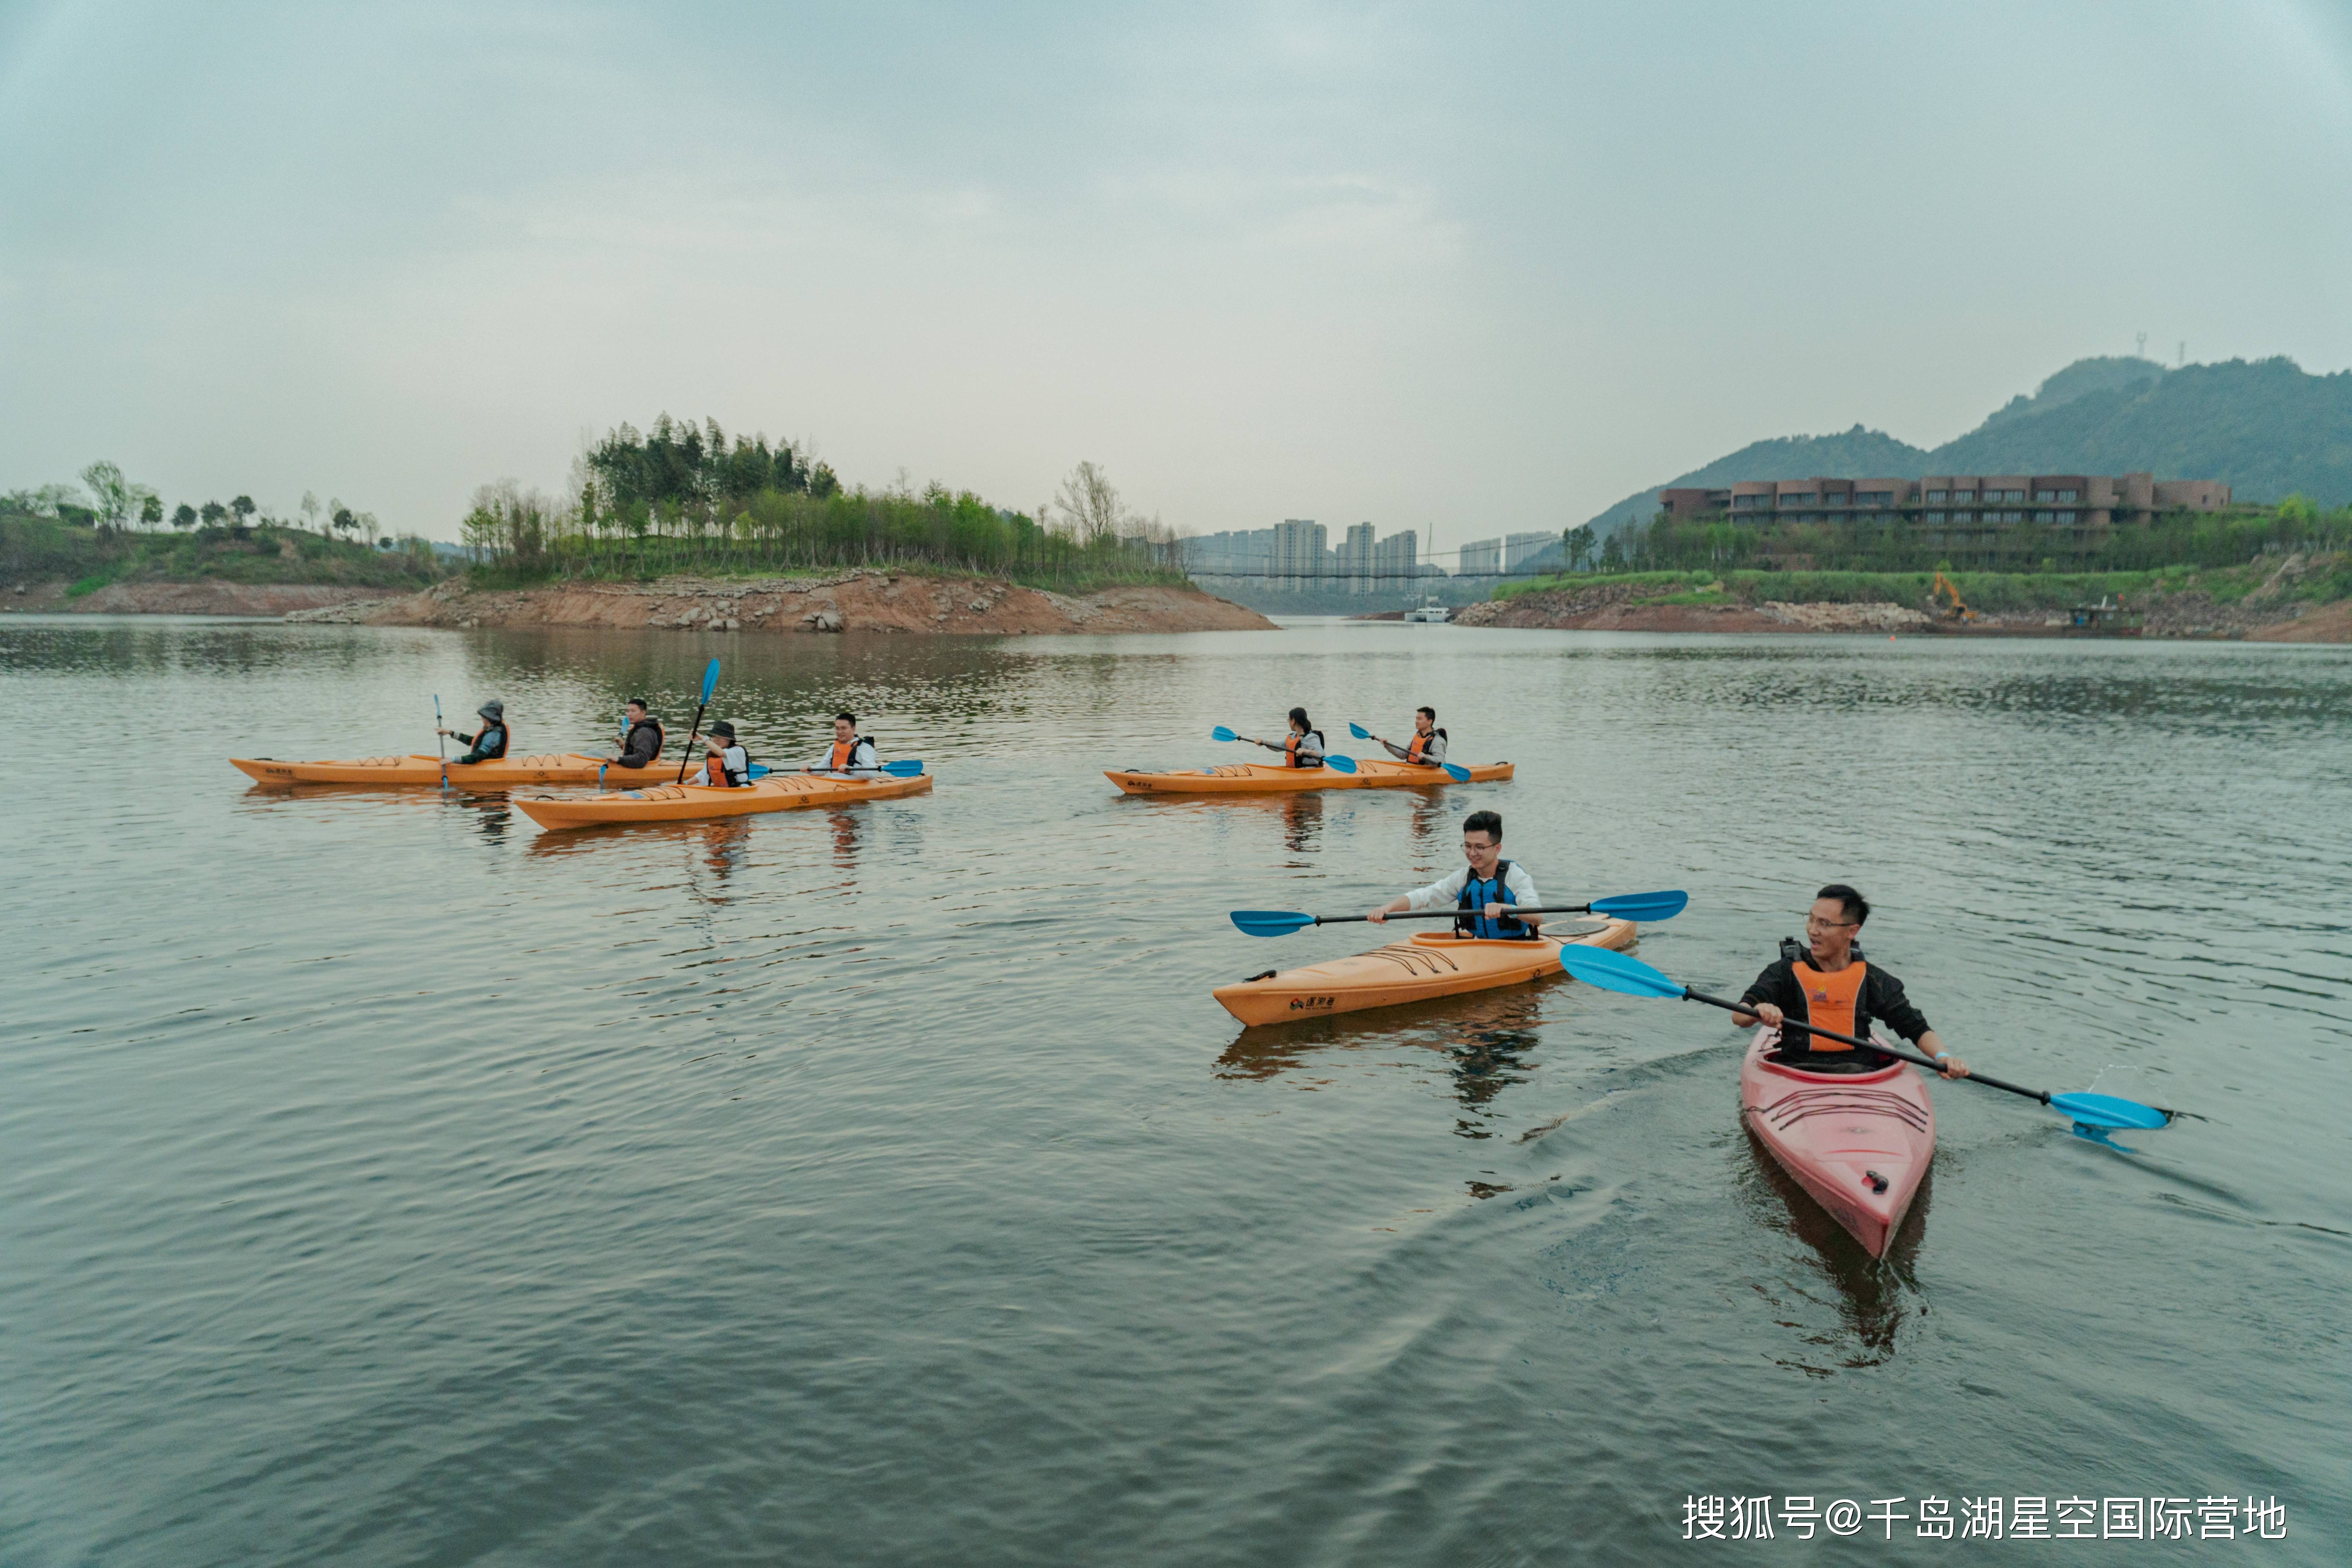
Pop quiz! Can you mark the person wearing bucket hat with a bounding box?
[698,719,752,787]
[437,700,510,764]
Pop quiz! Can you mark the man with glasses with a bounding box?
[1738,884,1968,1078]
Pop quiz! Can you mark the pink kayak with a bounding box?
[1740,1029,1935,1258]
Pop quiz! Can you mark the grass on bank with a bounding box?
[2,515,447,593]
[1494,558,2352,612]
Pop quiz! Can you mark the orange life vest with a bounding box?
[1791,959,1866,1050]
[829,738,860,770]
[1406,731,1430,762]
[1283,730,1324,768]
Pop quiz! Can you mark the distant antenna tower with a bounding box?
[2136,331,2148,360]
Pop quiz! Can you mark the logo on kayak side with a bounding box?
[1289,995,1335,1011]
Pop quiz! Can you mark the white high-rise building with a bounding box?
[1503,531,1557,572]
[1335,523,1376,593]
[1270,518,1328,588]
[1458,537,1502,575]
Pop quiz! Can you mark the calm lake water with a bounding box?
[5,614,2348,1565]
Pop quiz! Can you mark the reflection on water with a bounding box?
[1737,1132,1935,1371]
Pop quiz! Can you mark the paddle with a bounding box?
[1346,721,1472,782]
[433,694,448,789]
[1230,889,1688,938]
[1208,727,1358,774]
[673,658,722,784]
[771,759,925,779]
[1551,944,2172,1132]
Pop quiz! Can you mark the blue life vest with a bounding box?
[1457,859,1532,940]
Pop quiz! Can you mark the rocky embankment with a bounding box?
[1453,584,1932,634]
[289,570,1275,635]
[7,581,397,616]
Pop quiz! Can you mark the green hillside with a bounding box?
[1586,354,2352,533]
[0,515,446,593]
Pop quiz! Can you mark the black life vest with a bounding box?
[620,717,665,766]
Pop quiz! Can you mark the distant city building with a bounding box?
[1180,520,1437,589]
[1458,537,1501,574]
[1658,473,2232,528]
[1503,531,1556,572]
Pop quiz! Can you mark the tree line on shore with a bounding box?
[1555,499,2352,577]
[4,461,389,546]
[461,416,1183,587]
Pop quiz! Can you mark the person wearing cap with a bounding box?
[437,700,510,764]
[699,720,753,787]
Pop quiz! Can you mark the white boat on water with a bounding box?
[1404,595,1450,623]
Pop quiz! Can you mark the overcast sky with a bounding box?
[4,0,2349,545]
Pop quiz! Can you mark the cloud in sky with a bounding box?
[4,0,2349,543]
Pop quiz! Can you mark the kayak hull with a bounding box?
[1212,918,1634,1026]
[1106,760,1513,795]
[1740,1029,1935,1258]
[515,770,932,829]
[232,753,618,787]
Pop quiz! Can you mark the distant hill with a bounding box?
[1585,354,2352,535]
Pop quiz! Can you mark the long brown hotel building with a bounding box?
[1659,473,2230,527]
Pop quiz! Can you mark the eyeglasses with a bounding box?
[1804,914,1859,932]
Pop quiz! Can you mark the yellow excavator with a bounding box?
[1931,571,1976,623]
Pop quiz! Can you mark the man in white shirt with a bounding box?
[1365,809,1542,939]
[809,711,878,775]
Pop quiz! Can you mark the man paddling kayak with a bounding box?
[1737,884,1969,1078]
[436,700,509,763]
[1365,706,1446,768]
[698,720,752,787]
[1366,809,1541,938]
[809,712,878,776]
[604,699,665,772]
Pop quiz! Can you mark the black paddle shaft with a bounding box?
[1325,904,1608,927]
[1686,987,2049,1103]
[674,701,710,784]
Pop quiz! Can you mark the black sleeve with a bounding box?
[1867,967,1932,1044]
[1740,956,1798,1010]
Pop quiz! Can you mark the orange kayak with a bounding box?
[1107,759,1513,795]
[1212,916,1634,1025]
[515,769,933,830]
[232,753,617,787]
[1740,1028,1935,1258]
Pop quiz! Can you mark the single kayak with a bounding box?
[1211,916,1633,1026]
[1739,1028,1935,1259]
[514,769,933,830]
[1107,759,1513,795]
[232,753,618,787]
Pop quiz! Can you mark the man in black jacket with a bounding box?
[605,699,665,772]
[437,700,509,764]
[1739,884,1969,1078]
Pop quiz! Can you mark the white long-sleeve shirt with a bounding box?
[1401,860,1540,914]
[810,737,878,773]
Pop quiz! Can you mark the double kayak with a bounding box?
[1740,1028,1935,1258]
[515,769,932,830]
[1108,758,1513,795]
[1212,917,1634,1026]
[232,753,615,787]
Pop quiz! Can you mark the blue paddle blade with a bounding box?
[1324,754,1358,774]
[1230,910,1316,937]
[1443,762,1471,782]
[2050,1091,2170,1131]
[1589,889,1690,922]
[1211,726,1238,742]
[747,764,770,779]
[1348,722,1372,739]
[701,658,720,702]
[1553,944,1688,999]
[881,759,924,777]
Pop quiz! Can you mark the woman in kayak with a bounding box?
[810,712,878,775]
[437,700,509,764]
[699,721,752,787]
[1365,706,1447,768]
[605,699,665,772]
[1234,708,1326,768]
[1365,809,1540,938]
[1738,885,1970,1078]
